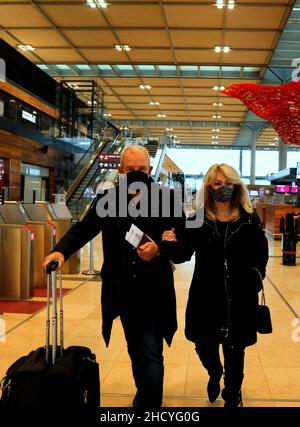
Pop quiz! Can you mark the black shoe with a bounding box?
[222,390,243,407]
[207,373,222,403]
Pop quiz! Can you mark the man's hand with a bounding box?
[137,242,159,262]
[43,251,65,271]
[162,227,177,242]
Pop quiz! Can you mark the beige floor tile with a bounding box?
[164,364,188,397]
[184,363,208,398]
[164,338,191,364]
[264,367,300,399]
[101,361,136,395]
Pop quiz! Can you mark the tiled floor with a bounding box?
[1,235,300,407]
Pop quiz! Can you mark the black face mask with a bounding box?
[120,170,149,189]
[211,185,234,202]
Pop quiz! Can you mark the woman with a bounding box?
[160,163,269,407]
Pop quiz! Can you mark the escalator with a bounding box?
[66,135,126,220]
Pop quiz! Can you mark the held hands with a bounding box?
[42,251,65,271]
[162,228,177,242]
[137,242,160,262]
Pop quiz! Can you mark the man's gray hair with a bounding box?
[120,145,150,167]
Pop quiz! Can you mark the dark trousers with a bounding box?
[195,338,245,401]
[120,313,164,408]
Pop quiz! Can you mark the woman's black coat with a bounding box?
[161,207,269,347]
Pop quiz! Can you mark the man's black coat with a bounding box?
[53,182,185,346]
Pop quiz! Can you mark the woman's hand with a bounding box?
[162,227,177,242]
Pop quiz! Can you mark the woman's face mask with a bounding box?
[211,185,234,202]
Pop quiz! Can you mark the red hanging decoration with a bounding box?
[221,81,300,146]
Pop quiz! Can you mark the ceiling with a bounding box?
[0,0,299,148]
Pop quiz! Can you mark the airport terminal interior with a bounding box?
[1,0,300,408]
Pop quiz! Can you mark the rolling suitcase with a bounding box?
[0,261,100,410]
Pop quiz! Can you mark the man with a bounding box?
[43,145,185,408]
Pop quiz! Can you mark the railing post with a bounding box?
[82,238,101,275]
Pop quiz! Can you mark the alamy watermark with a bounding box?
[0,58,6,82]
[0,318,6,342]
[96,178,204,228]
[291,58,300,82]
[291,317,300,343]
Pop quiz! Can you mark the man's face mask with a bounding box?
[126,170,149,186]
[211,185,234,202]
[119,170,150,194]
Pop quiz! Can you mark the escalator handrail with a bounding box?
[71,137,102,180]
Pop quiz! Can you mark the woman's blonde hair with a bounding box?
[203,163,253,221]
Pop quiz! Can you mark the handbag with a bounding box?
[256,275,273,334]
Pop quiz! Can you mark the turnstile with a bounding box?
[0,212,34,299]
[0,203,56,288]
[31,201,80,274]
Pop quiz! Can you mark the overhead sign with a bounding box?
[22,110,36,124]
[98,153,121,169]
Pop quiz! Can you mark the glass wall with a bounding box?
[168,146,300,185]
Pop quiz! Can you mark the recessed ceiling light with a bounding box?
[157,114,166,118]
[213,85,225,91]
[139,84,152,90]
[212,128,220,132]
[214,46,231,53]
[213,102,223,106]
[212,115,222,119]
[149,101,160,105]
[103,113,111,117]
[17,44,35,52]
[215,0,235,10]
[86,0,108,9]
[114,44,131,52]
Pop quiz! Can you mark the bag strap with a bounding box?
[253,266,266,305]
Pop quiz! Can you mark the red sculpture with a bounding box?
[221,81,300,145]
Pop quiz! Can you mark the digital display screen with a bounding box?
[249,190,259,196]
[275,185,290,193]
[290,185,298,193]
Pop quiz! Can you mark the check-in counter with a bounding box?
[0,220,34,299]
[33,201,80,274]
[256,202,300,240]
[0,203,56,288]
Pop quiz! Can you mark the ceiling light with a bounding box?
[212,129,220,132]
[213,102,223,106]
[212,135,219,139]
[212,115,222,119]
[215,0,235,9]
[114,44,131,52]
[157,114,166,118]
[214,46,231,53]
[87,0,108,8]
[213,85,225,91]
[149,101,160,105]
[17,44,35,52]
[103,113,111,117]
[211,141,219,145]
[139,84,152,90]
[165,128,173,131]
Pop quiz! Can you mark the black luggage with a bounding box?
[280,213,297,266]
[282,232,296,265]
[0,262,100,410]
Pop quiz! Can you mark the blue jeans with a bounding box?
[120,314,164,408]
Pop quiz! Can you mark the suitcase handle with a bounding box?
[46,260,59,274]
[45,261,63,365]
